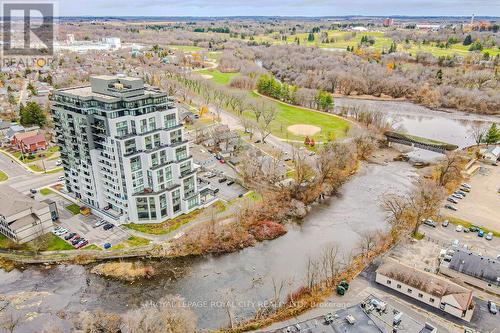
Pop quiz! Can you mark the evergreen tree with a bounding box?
[484,123,500,144]
[307,32,315,42]
[463,35,472,46]
[436,69,443,83]
[20,102,46,127]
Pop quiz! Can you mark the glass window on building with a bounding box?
[160,194,168,218]
[151,152,159,167]
[180,161,191,177]
[148,117,156,131]
[172,189,181,213]
[183,176,195,198]
[164,113,176,129]
[165,165,172,180]
[130,156,141,172]
[145,136,153,150]
[188,196,198,209]
[159,150,167,164]
[124,139,136,155]
[170,129,182,144]
[153,133,161,148]
[136,197,149,220]
[148,197,157,219]
[140,119,147,133]
[175,146,187,160]
[157,169,164,184]
[116,120,128,137]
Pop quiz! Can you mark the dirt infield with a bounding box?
[200,74,213,79]
[287,124,321,136]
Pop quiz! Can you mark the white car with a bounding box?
[55,160,62,166]
[455,225,464,232]
[58,176,65,181]
[486,232,493,240]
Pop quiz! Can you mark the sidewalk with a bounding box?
[0,149,63,175]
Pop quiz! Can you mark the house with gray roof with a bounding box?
[440,248,500,296]
[0,185,54,243]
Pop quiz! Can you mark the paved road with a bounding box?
[0,150,62,193]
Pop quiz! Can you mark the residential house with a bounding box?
[0,185,54,243]
[376,259,474,321]
[19,133,47,152]
[12,130,39,149]
[440,248,500,296]
[4,124,25,141]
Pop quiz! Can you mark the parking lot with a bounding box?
[441,164,500,233]
[36,190,130,249]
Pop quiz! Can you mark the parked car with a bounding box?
[442,220,449,227]
[451,193,463,199]
[76,240,88,249]
[71,237,82,245]
[459,187,470,193]
[445,204,458,211]
[461,183,472,189]
[486,232,493,241]
[424,219,437,228]
[488,301,498,314]
[64,232,76,240]
[218,178,227,183]
[455,225,464,232]
[469,226,480,232]
[478,229,485,237]
[57,176,65,181]
[103,223,114,230]
[447,197,458,204]
[206,172,216,178]
[103,243,112,250]
[215,155,221,160]
[463,228,470,233]
[93,219,106,228]
[227,180,235,186]
[456,190,467,196]
[219,159,225,164]
[213,188,220,194]
[30,188,37,194]
[254,140,261,144]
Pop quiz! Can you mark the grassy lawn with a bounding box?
[247,92,351,142]
[0,233,73,251]
[125,236,150,247]
[198,68,239,85]
[13,146,59,164]
[123,201,226,235]
[40,188,53,195]
[65,203,81,215]
[46,167,64,174]
[167,44,204,52]
[403,133,450,146]
[251,30,499,57]
[83,244,102,251]
[445,216,500,238]
[0,170,7,182]
[28,164,44,172]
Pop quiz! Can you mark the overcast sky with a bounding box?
[59,0,499,17]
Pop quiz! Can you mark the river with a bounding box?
[0,100,497,331]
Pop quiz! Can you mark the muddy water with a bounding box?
[0,161,416,331]
[335,98,499,161]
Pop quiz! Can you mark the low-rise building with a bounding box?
[0,186,54,243]
[19,133,47,152]
[480,146,500,165]
[376,259,474,321]
[440,248,500,296]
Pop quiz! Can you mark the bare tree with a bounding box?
[406,179,445,235]
[358,230,380,258]
[469,122,487,146]
[434,152,464,188]
[257,103,277,143]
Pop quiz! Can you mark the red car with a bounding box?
[219,159,225,164]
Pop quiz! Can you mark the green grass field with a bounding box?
[247,92,351,142]
[0,170,7,182]
[167,44,204,52]
[0,234,73,251]
[251,29,499,57]
[39,188,53,195]
[198,68,239,85]
[65,203,81,215]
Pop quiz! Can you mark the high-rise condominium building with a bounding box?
[51,75,200,224]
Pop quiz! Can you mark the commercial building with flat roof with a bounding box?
[51,75,201,224]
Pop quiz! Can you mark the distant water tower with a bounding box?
[470,14,475,25]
